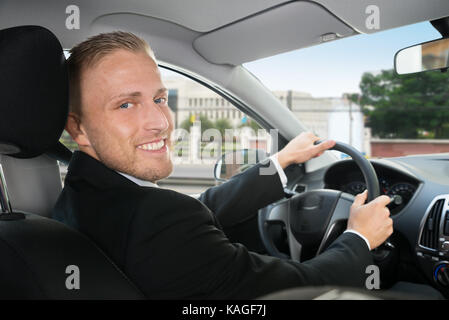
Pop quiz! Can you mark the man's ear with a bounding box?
[65,112,91,147]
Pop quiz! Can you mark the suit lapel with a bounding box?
[65,151,137,189]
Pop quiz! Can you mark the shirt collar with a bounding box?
[117,172,159,188]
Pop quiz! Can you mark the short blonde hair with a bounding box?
[67,31,156,115]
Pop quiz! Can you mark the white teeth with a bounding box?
[138,140,165,151]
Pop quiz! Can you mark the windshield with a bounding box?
[244,21,449,159]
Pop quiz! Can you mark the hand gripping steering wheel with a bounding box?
[258,140,381,262]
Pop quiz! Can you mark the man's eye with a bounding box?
[119,102,133,109]
[154,98,167,105]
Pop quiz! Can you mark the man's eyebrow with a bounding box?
[109,88,167,101]
[110,91,142,101]
[155,88,168,96]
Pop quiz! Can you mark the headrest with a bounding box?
[0,26,68,159]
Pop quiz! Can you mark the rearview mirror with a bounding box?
[395,38,449,75]
[214,149,268,181]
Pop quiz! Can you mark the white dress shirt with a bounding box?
[117,172,159,188]
[269,154,288,188]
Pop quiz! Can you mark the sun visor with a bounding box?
[193,1,356,65]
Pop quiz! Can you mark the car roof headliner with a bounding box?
[1,0,449,65]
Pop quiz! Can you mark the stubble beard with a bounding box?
[86,129,174,183]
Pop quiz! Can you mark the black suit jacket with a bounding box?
[52,151,373,299]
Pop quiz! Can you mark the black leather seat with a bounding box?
[0,25,144,299]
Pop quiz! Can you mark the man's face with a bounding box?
[77,49,173,182]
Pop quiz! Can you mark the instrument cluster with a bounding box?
[324,161,420,215]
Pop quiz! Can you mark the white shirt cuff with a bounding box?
[269,154,288,188]
[344,229,371,251]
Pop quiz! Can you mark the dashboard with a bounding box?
[308,155,449,297]
[323,160,420,215]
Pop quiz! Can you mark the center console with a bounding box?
[416,195,449,297]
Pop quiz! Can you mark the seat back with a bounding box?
[0,154,62,217]
[0,213,144,299]
[0,25,144,299]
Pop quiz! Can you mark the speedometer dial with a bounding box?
[387,182,416,214]
[378,177,390,194]
[341,181,366,195]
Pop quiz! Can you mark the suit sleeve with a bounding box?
[198,159,285,228]
[124,191,374,299]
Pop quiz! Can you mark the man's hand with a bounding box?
[276,132,336,169]
[347,190,393,250]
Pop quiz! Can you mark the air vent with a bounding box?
[420,199,445,249]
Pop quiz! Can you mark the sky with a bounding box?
[244,21,442,98]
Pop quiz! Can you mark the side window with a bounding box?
[161,67,270,195]
[58,127,78,184]
[60,131,78,152]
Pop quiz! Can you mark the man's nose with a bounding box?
[142,102,169,132]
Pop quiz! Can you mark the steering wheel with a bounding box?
[258,140,380,262]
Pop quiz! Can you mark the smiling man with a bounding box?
[52,31,393,299]
[65,39,173,182]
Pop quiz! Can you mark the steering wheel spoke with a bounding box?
[315,192,354,255]
[267,199,303,261]
[265,200,289,225]
[285,228,302,261]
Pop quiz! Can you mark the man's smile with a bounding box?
[136,137,168,153]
